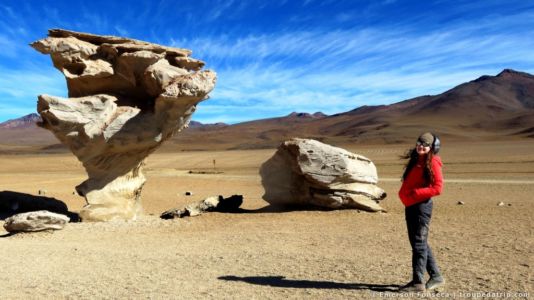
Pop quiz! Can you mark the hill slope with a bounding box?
[2,69,533,151]
[169,69,534,149]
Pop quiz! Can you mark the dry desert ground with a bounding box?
[0,140,533,299]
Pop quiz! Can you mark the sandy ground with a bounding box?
[0,140,533,299]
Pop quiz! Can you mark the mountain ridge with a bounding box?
[2,69,533,151]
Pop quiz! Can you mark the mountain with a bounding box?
[0,113,42,129]
[0,113,58,150]
[2,69,533,152]
[170,69,534,149]
[188,120,228,129]
[287,112,328,119]
[0,115,227,151]
[305,69,534,141]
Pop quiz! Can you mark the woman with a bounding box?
[398,132,445,292]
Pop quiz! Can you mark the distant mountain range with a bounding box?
[170,69,534,150]
[1,69,533,152]
[0,113,41,129]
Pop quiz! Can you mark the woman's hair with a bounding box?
[400,148,435,183]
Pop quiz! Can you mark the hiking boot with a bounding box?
[399,281,426,292]
[426,276,445,290]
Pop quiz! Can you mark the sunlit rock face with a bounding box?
[31,29,217,221]
[260,139,387,212]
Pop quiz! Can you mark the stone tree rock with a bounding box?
[3,210,70,233]
[31,29,217,221]
[260,139,387,212]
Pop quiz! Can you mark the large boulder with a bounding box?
[260,139,387,212]
[31,29,217,221]
[3,210,70,232]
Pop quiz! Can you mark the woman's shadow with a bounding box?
[218,275,400,291]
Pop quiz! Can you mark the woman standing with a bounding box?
[398,132,445,292]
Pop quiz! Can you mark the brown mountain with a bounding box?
[2,69,533,152]
[0,113,42,129]
[170,69,534,150]
[310,69,534,142]
[0,113,57,150]
[188,120,229,129]
[0,115,226,152]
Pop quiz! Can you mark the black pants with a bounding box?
[405,199,441,283]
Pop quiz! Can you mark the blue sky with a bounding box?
[1,0,533,124]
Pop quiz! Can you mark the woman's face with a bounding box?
[416,141,431,155]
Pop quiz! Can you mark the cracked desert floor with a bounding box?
[0,140,533,299]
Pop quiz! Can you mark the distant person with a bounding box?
[398,132,445,292]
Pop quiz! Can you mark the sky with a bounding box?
[0,0,533,124]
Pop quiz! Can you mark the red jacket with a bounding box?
[399,155,443,207]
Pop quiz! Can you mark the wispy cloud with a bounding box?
[175,15,534,73]
[0,66,66,120]
[206,0,237,21]
[114,25,130,37]
[173,11,534,123]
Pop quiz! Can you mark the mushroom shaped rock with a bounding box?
[31,29,217,221]
[260,139,387,212]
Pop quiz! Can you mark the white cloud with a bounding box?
[1,1,533,124]
[0,66,66,121]
[168,11,534,123]
[114,25,130,37]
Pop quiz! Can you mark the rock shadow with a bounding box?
[0,191,80,222]
[218,275,400,291]
[238,204,344,214]
[0,232,15,238]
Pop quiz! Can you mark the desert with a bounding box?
[1,2,534,298]
[0,139,532,298]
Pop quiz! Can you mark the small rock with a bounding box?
[457,201,465,205]
[185,204,202,217]
[160,208,189,219]
[202,196,220,209]
[497,201,505,206]
[186,196,219,216]
[38,189,47,196]
[507,203,512,206]
[185,191,193,196]
[160,195,244,220]
[3,210,69,233]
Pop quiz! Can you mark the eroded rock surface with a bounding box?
[260,139,387,212]
[31,29,217,221]
[4,210,70,232]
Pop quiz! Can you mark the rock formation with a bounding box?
[3,210,70,233]
[260,139,387,212]
[160,195,244,219]
[31,29,217,221]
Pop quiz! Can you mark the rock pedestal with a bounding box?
[31,29,217,221]
[260,139,387,212]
